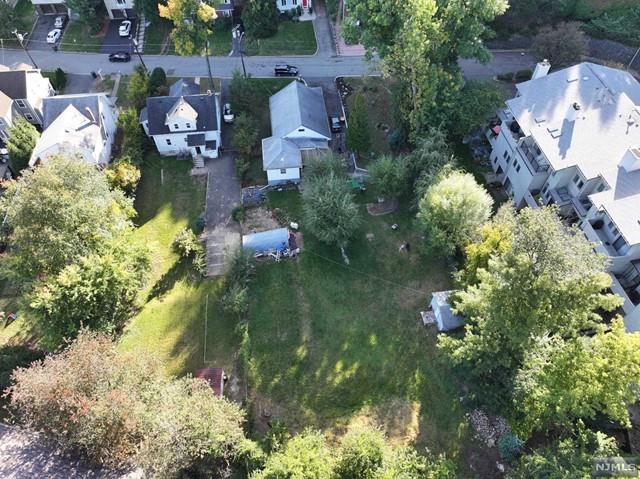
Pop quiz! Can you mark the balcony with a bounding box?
[610,274,640,316]
[519,142,549,174]
[549,187,572,205]
[581,219,619,258]
[570,197,592,218]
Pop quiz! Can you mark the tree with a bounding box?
[242,0,280,39]
[148,67,168,96]
[117,108,146,165]
[7,331,251,476]
[513,319,640,436]
[532,22,587,67]
[29,238,149,336]
[64,0,96,24]
[51,67,67,92]
[159,0,217,55]
[105,157,141,194]
[343,0,508,141]
[451,80,504,138]
[302,172,361,250]
[0,3,17,39]
[368,155,407,200]
[335,426,386,479]
[232,113,260,156]
[405,128,454,200]
[127,65,150,111]
[438,206,622,412]
[136,0,160,20]
[417,168,493,255]
[6,118,39,172]
[380,447,455,479]
[346,93,371,157]
[304,152,347,179]
[0,155,134,283]
[252,429,334,479]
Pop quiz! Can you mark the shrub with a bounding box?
[497,72,514,82]
[236,156,250,180]
[515,69,533,81]
[51,67,67,91]
[104,157,141,194]
[232,205,246,223]
[173,227,203,258]
[498,433,524,462]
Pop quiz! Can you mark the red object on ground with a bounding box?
[196,368,226,397]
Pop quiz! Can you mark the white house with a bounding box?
[0,63,55,140]
[30,93,117,167]
[262,80,331,185]
[486,61,640,331]
[140,78,221,159]
[29,0,134,18]
[276,0,311,13]
[216,0,234,17]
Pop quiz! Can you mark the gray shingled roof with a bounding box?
[262,137,302,170]
[169,78,200,97]
[269,81,331,139]
[42,94,102,129]
[145,94,218,136]
[0,70,27,99]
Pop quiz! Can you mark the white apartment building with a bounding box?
[486,61,640,331]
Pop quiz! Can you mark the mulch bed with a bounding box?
[366,199,398,216]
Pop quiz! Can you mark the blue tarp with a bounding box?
[242,228,289,253]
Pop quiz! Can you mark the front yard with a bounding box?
[60,21,107,53]
[244,21,317,56]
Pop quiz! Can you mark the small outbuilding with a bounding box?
[196,368,227,397]
[428,290,464,332]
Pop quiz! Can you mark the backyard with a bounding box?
[244,21,317,56]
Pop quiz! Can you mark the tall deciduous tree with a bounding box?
[0,155,134,283]
[242,0,280,39]
[346,93,371,157]
[6,118,39,172]
[417,168,493,255]
[148,67,168,96]
[0,3,17,39]
[302,172,361,250]
[7,331,251,476]
[451,80,504,138]
[532,22,587,67]
[127,65,150,111]
[159,0,217,56]
[64,0,97,24]
[368,155,407,200]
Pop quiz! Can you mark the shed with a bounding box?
[430,290,464,332]
[242,228,289,254]
[196,368,227,397]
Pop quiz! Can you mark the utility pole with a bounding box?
[239,31,247,78]
[131,39,148,72]
[205,39,214,89]
[12,30,37,69]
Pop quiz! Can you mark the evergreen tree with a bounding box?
[6,118,39,172]
[346,93,371,157]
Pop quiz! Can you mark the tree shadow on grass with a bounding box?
[146,258,195,303]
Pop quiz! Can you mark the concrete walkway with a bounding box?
[312,0,336,57]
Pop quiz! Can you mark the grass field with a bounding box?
[244,21,316,56]
[245,191,473,462]
[60,21,106,53]
[143,18,173,55]
[118,154,238,376]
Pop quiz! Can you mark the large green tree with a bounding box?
[346,93,371,157]
[343,0,508,141]
[0,156,134,283]
[531,22,587,67]
[6,118,39,172]
[7,331,252,476]
[159,0,217,56]
[368,155,407,201]
[417,168,493,255]
[242,0,280,39]
[451,80,504,138]
[439,206,623,413]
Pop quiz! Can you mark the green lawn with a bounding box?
[143,18,173,55]
[165,24,233,56]
[244,21,317,56]
[60,21,106,53]
[118,154,238,376]
[246,191,472,460]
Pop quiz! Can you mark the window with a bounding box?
[166,139,172,145]
[597,183,606,192]
[116,0,125,4]
[505,154,511,164]
[492,156,497,165]
[503,150,508,159]
[572,173,584,190]
[298,128,304,132]
[174,123,179,129]
[292,0,297,4]
[514,160,521,173]
[186,123,191,128]
[613,235,626,251]
[542,184,548,194]
[16,99,26,108]
[281,0,286,6]
[24,113,34,121]
[280,168,287,174]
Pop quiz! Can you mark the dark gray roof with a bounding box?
[269,81,331,139]
[187,133,205,146]
[145,94,219,136]
[169,78,200,97]
[42,94,102,129]
[139,107,148,123]
[0,71,27,99]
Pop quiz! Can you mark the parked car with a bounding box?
[119,20,132,37]
[275,64,299,77]
[223,103,234,124]
[46,29,62,44]
[330,116,341,133]
[53,15,67,28]
[108,51,131,62]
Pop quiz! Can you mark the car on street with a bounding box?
[223,103,234,124]
[330,116,342,133]
[46,29,62,44]
[274,64,299,77]
[108,51,131,62]
[54,15,67,28]
[119,20,132,37]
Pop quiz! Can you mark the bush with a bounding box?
[531,22,587,67]
[221,248,255,317]
[497,72,514,82]
[584,6,640,47]
[51,67,67,91]
[498,433,524,462]
[236,156,250,180]
[232,205,246,223]
[148,67,167,96]
[104,156,141,194]
[173,227,203,258]
[232,113,260,156]
[515,69,533,81]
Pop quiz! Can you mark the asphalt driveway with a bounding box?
[100,19,136,54]
[28,14,67,51]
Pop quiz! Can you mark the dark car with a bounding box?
[330,116,341,133]
[275,64,299,77]
[108,51,131,62]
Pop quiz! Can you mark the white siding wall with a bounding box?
[152,130,221,159]
[267,167,300,184]
[104,0,135,17]
[276,0,310,12]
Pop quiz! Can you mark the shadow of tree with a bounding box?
[146,258,195,303]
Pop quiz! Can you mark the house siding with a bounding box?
[152,130,221,159]
[276,0,310,12]
[267,167,300,184]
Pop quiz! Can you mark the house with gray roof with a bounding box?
[486,61,640,331]
[0,63,55,142]
[140,78,221,159]
[30,93,117,167]
[262,80,331,185]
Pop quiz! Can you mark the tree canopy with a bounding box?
[159,0,217,55]
[6,118,39,172]
[531,22,587,67]
[242,0,280,39]
[368,155,407,200]
[346,93,371,156]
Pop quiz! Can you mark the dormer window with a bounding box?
[186,122,191,128]
[174,123,179,129]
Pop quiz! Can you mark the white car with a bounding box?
[223,103,234,124]
[119,20,132,37]
[53,15,66,28]
[46,29,61,44]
